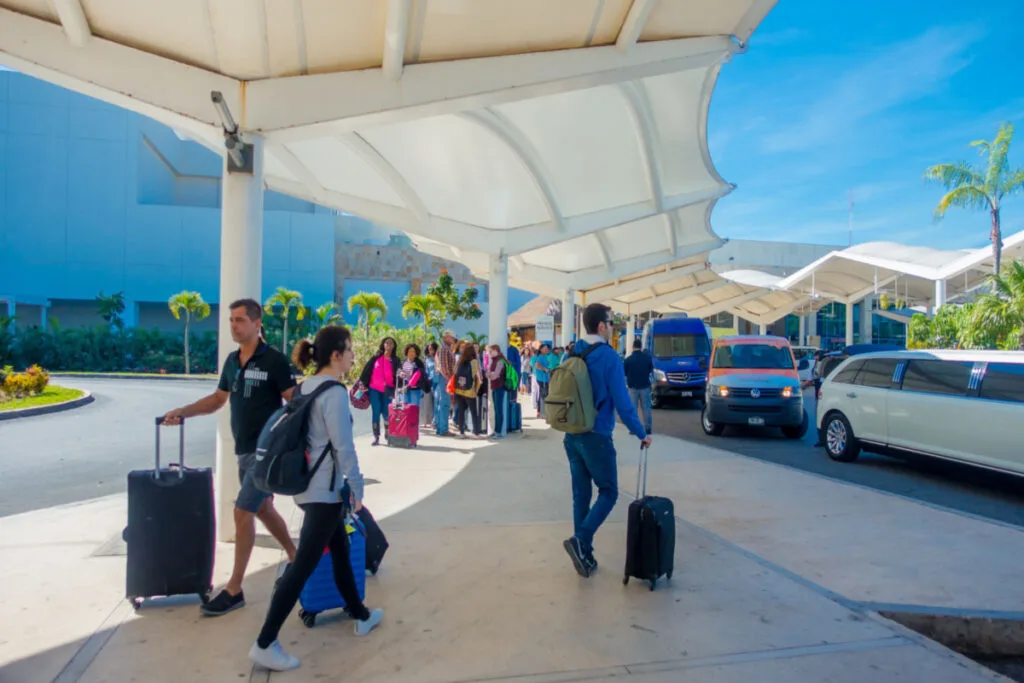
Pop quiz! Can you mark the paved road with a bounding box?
[0,378,371,518]
[653,395,1024,528]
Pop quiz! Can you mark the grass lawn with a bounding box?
[0,385,86,412]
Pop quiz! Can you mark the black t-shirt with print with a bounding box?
[217,343,296,455]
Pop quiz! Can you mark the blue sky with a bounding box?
[708,0,1024,250]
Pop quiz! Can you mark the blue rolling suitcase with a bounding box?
[297,517,367,628]
[508,397,523,433]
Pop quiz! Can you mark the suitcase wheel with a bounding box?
[622,577,629,586]
[299,609,317,628]
[129,597,144,611]
[649,579,656,592]
[666,571,672,581]
[199,592,210,605]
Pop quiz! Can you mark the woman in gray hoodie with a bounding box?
[249,325,383,672]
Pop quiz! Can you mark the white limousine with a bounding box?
[816,349,1024,475]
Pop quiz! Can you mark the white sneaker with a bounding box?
[354,608,384,637]
[249,640,300,671]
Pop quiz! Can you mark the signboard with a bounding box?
[806,334,821,349]
[535,315,554,345]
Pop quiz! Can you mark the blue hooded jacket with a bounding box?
[572,338,647,440]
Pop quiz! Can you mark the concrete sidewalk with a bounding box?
[1,409,1018,683]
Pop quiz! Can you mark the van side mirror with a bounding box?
[798,359,809,371]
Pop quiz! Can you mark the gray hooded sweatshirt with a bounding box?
[292,374,365,506]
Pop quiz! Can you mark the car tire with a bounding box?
[823,412,860,462]
[650,393,662,410]
[701,403,724,436]
[781,410,809,440]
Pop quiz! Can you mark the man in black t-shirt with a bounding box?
[163,298,297,617]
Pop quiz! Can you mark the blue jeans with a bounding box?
[492,388,507,436]
[563,432,618,555]
[369,388,392,434]
[629,387,653,434]
[406,389,421,407]
[433,381,451,435]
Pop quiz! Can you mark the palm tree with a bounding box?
[311,302,342,331]
[95,290,126,329]
[168,291,211,374]
[925,122,1024,278]
[263,287,305,354]
[467,331,488,345]
[401,293,443,334]
[347,292,388,332]
[973,260,1024,350]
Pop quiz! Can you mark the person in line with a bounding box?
[562,303,652,578]
[398,343,426,406]
[358,337,399,446]
[453,342,482,438]
[519,345,533,396]
[434,330,457,436]
[474,342,489,434]
[249,325,383,671]
[421,342,439,430]
[532,344,555,416]
[485,344,509,439]
[623,338,654,435]
[162,298,297,617]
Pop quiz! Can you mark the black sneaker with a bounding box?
[201,589,245,617]
[584,553,598,574]
[562,537,591,578]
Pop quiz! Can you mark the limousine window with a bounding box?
[980,363,1024,404]
[854,359,901,388]
[830,359,864,384]
[901,360,973,396]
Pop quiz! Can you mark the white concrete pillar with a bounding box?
[845,301,855,346]
[934,279,947,310]
[215,136,264,542]
[860,296,873,344]
[488,252,509,352]
[807,311,818,340]
[758,322,768,336]
[630,314,639,348]
[798,316,807,345]
[560,289,574,347]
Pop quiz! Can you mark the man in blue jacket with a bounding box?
[563,303,652,578]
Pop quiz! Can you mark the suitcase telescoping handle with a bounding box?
[154,416,186,479]
[635,445,649,500]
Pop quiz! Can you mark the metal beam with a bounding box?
[255,36,734,138]
[382,0,411,80]
[52,0,91,47]
[616,0,658,52]
[627,280,731,311]
[582,262,709,300]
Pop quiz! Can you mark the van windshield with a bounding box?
[713,344,794,370]
[653,334,709,359]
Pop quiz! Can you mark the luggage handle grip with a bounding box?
[154,416,186,479]
[635,444,649,500]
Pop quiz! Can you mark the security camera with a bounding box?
[210,91,253,174]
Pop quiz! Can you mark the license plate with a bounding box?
[678,391,692,397]
[747,417,765,426]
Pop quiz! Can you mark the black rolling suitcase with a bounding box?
[623,446,674,591]
[124,417,215,609]
[356,506,389,575]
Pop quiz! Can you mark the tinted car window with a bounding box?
[712,344,794,370]
[817,356,847,380]
[901,360,972,397]
[980,363,1024,404]
[654,334,710,359]
[854,359,900,389]
[831,359,864,384]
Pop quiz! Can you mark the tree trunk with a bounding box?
[184,315,191,375]
[283,316,289,355]
[992,208,1003,279]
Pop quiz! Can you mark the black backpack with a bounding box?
[455,362,474,391]
[252,380,341,495]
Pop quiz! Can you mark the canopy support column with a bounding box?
[488,252,509,353]
[561,289,575,347]
[845,301,855,347]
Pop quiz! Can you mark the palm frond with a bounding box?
[924,161,985,190]
[1001,167,1024,197]
[934,185,991,218]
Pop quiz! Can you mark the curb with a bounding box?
[0,390,94,421]
[50,373,217,382]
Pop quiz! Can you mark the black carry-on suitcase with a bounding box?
[623,446,675,591]
[124,417,215,609]
[356,506,390,575]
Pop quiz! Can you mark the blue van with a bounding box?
[641,314,713,408]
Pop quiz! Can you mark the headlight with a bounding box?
[782,386,798,398]
[653,370,667,383]
[712,384,729,398]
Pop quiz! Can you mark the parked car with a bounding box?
[817,350,1024,475]
[701,335,808,439]
[642,314,713,408]
[812,344,905,395]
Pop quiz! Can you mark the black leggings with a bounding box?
[455,394,481,435]
[257,503,369,648]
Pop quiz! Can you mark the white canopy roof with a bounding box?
[778,230,1024,306]
[0,0,775,260]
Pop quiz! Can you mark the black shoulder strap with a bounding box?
[579,343,601,360]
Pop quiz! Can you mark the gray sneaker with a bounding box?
[562,537,591,578]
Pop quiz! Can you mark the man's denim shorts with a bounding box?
[236,452,271,514]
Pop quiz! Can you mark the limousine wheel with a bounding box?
[701,404,724,436]
[781,411,809,440]
[823,412,860,462]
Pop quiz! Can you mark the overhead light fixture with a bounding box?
[211,91,253,175]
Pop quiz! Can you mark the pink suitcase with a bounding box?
[387,401,419,448]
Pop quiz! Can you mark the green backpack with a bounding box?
[504,361,519,392]
[544,344,599,434]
